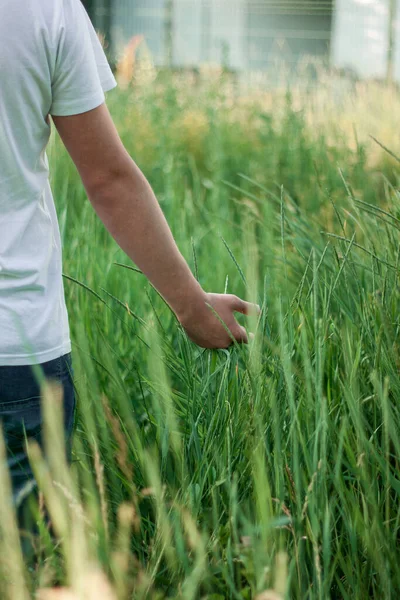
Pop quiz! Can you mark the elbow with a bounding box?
[83,155,136,206]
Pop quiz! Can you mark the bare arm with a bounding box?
[53,103,258,348]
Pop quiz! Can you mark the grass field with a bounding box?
[1,71,400,599]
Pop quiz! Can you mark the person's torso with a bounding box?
[0,0,70,365]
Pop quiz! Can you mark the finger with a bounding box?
[230,295,261,316]
[234,325,249,344]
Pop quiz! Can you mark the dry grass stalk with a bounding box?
[0,427,30,600]
[37,568,117,600]
[115,35,144,88]
[92,437,109,544]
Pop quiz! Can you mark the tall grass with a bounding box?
[1,72,400,599]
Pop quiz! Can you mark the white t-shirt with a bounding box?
[0,0,116,365]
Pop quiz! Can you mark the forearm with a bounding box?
[87,160,206,318]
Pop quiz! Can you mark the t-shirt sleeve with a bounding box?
[50,0,117,116]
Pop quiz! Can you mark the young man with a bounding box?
[0,0,258,523]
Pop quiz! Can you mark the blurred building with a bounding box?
[81,0,400,81]
[332,0,400,81]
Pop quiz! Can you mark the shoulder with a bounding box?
[28,0,86,36]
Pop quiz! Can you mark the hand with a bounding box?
[177,292,260,349]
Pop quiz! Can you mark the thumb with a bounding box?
[230,295,260,316]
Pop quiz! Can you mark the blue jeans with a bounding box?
[0,353,76,551]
